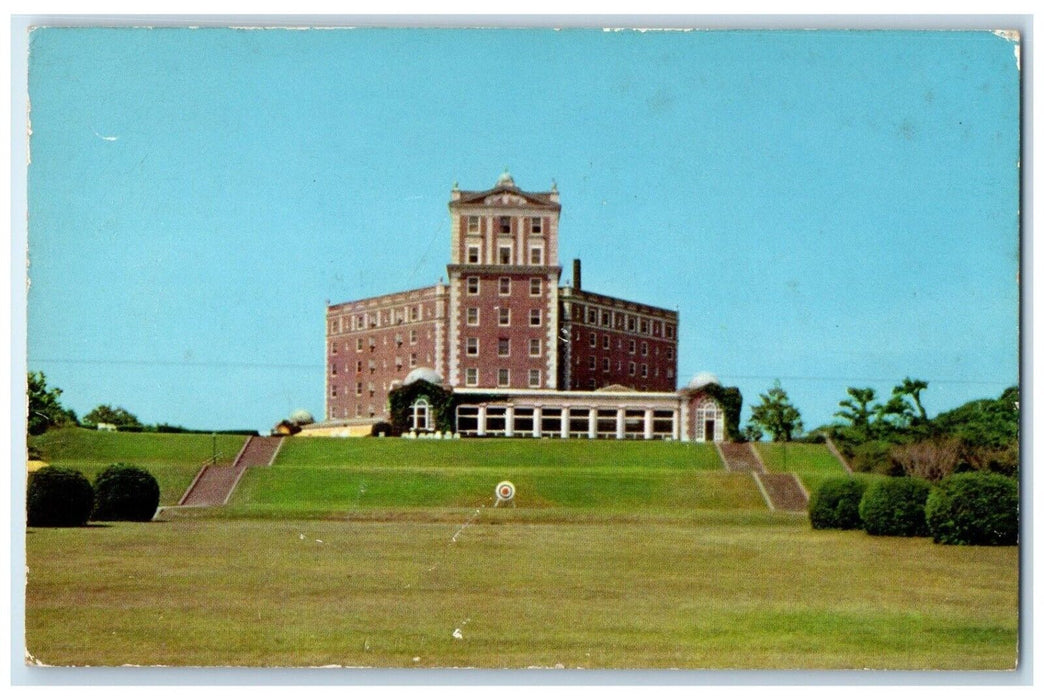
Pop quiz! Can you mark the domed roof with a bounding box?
[289,409,314,426]
[688,372,720,390]
[403,367,444,386]
[495,169,515,188]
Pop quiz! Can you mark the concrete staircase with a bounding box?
[717,442,808,512]
[177,436,284,507]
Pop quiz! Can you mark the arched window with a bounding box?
[695,397,724,443]
[411,397,432,432]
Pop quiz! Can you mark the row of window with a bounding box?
[582,332,675,359]
[466,244,545,266]
[577,357,675,380]
[572,303,675,339]
[466,337,543,357]
[333,329,425,354]
[331,351,427,376]
[328,405,377,419]
[465,306,543,327]
[463,367,542,388]
[467,276,544,296]
[330,304,430,334]
[465,215,544,235]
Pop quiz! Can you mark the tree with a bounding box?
[83,404,142,430]
[742,423,764,443]
[27,371,77,436]
[748,380,803,442]
[835,387,877,440]
[896,377,929,423]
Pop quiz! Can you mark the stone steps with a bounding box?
[177,436,283,507]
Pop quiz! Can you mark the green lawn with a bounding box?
[25,515,1018,669]
[22,431,1020,669]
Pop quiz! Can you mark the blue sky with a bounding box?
[24,27,1021,434]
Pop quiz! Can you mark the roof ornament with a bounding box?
[551,178,558,192]
[496,168,515,188]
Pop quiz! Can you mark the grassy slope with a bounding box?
[754,442,850,494]
[25,516,1018,669]
[28,428,249,505]
[230,438,762,516]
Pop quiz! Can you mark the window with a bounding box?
[410,329,418,344]
[412,306,420,321]
[587,309,597,324]
[529,308,541,326]
[653,321,661,336]
[666,324,675,339]
[602,311,610,326]
[357,338,364,352]
[529,338,541,356]
[602,358,610,373]
[330,385,337,397]
[641,364,648,378]
[589,357,596,370]
[498,338,510,357]
[498,246,512,265]
[530,217,542,234]
[589,332,597,347]
[467,215,480,233]
[667,368,674,379]
[529,277,541,296]
[629,339,636,354]
[529,247,543,265]
[331,342,337,355]
[641,342,648,356]
[497,369,510,387]
[467,277,479,294]
[465,368,478,386]
[331,364,337,376]
[640,319,650,334]
[394,333,403,347]
[411,398,432,432]
[602,335,610,350]
[410,353,417,368]
[628,362,636,376]
[528,369,541,388]
[356,360,363,372]
[627,316,636,331]
[499,308,511,326]
[666,347,674,360]
[498,216,511,234]
[467,246,480,263]
[466,337,479,356]
[466,307,479,325]
[499,277,511,295]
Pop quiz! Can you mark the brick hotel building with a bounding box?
[324,172,728,442]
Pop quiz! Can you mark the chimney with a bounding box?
[572,259,582,290]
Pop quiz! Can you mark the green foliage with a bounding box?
[27,466,94,527]
[858,477,931,537]
[698,384,744,442]
[835,387,877,440]
[370,421,397,437]
[808,478,868,530]
[932,386,1019,449]
[92,464,161,522]
[83,404,142,430]
[925,472,1019,546]
[387,380,457,433]
[742,423,764,443]
[27,372,77,436]
[748,380,803,442]
[849,440,902,475]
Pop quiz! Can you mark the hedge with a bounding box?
[858,477,931,537]
[809,478,868,530]
[925,472,1019,546]
[27,466,94,527]
[92,464,160,522]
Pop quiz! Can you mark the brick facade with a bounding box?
[325,172,680,423]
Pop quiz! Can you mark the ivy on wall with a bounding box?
[388,381,509,434]
[698,384,744,442]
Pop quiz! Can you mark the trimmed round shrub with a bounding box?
[858,477,931,537]
[27,466,94,527]
[925,472,1019,546]
[370,421,397,437]
[92,464,160,522]
[809,478,868,530]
